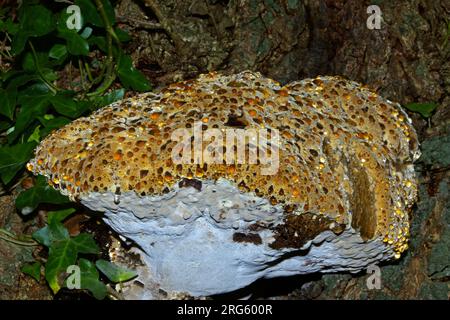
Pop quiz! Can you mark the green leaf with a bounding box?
[0,88,16,120]
[21,53,35,71]
[41,68,59,82]
[2,18,19,35]
[78,258,107,300]
[49,44,68,60]
[88,36,107,53]
[21,262,42,282]
[16,176,71,215]
[96,259,137,283]
[5,73,40,90]
[72,233,99,255]
[0,142,36,185]
[44,231,100,294]
[22,51,51,72]
[32,227,51,247]
[50,93,89,119]
[8,83,52,142]
[45,238,78,294]
[27,125,41,143]
[93,89,125,108]
[404,102,438,118]
[49,94,81,118]
[116,55,151,92]
[19,4,55,37]
[58,30,90,56]
[19,82,52,99]
[12,4,55,54]
[115,28,131,42]
[2,69,21,83]
[47,208,76,225]
[11,32,28,55]
[33,218,70,247]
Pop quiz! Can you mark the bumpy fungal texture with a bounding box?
[28,71,420,257]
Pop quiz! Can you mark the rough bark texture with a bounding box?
[119,0,448,117]
[0,0,448,299]
[0,195,52,300]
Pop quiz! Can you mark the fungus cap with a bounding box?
[28,71,420,297]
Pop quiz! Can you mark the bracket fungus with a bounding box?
[28,71,420,297]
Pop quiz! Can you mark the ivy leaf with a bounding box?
[5,73,40,90]
[72,233,99,255]
[0,142,36,185]
[0,88,16,120]
[33,218,70,248]
[18,4,55,37]
[44,233,100,294]
[47,208,76,225]
[16,176,70,215]
[12,4,55,54]
[92,89,124,108]
[49,93,82,118]
[49,44,68,60]
[78,258,107,300]
[45,238,78,294]
[22,51,51,72]
[8,101,48,143]
[116,54,151,92]
[404,102,438,118]
[1,18,19,35]
[2,69,21,83]
[95,259,137,283]
[88,36,107,53]
[21,262,42,282]
[27,125,41,143]
[11,34,27,56]
[58,30,90,56]
[9,83,52,142]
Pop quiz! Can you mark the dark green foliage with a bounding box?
[0,0,151,190]
[0,1,146,299]
[403,102,438,119]
[96,259,137,283]
[27,208,136,299]
[16,176,70,214]
[21,262,42,282]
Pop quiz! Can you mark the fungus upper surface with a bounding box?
[28,71,420,257]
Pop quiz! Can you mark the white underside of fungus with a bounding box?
[82,179,391,297]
